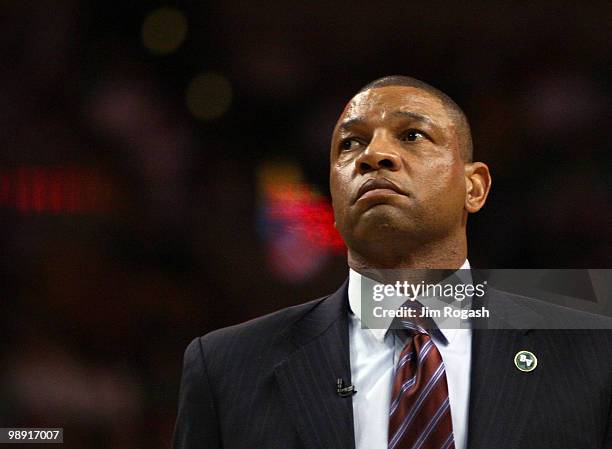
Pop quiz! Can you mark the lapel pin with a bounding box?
[514,350,538,372]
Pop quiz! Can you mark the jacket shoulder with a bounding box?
[484,287,612,354]
[492,287,612,329]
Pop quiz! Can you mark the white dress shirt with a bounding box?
[348,260,472,449]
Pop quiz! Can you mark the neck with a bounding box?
[348,234,467,272]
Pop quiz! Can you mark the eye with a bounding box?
[400,130,425,142]
[340,138,363,151]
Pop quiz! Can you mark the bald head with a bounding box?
[358,75,473,162]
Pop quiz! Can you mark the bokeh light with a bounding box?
[185,72,233,121]
[257,161,345,281]
[0,166,115,214]
[141,7,187,55]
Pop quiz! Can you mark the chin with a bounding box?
[352,214,416,243]
[358,205,414,229]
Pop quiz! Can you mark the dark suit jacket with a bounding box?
[172,280,612,449]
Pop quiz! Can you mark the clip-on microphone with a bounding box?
[336,378,356,397]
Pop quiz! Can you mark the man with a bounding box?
[172,76,612,449]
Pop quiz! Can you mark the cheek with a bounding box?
[416,158,465,201]
[330,164,352,203]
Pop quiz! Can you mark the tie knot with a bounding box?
[399,319,430,336]
[393,316,448,346]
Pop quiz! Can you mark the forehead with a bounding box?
[336,85,451,128]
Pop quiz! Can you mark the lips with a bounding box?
[355,178,407,203]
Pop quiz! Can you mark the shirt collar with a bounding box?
[348,259,472,344]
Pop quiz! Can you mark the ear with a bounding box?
[464,162,492,213]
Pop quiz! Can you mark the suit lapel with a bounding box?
[467,288,544,449]
[274,280,356,449]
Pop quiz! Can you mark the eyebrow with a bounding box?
[338,111,436,132]
[391,111,435,127]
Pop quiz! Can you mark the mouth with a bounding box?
[354,178,407,204]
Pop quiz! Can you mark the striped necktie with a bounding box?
[388,321,455,449]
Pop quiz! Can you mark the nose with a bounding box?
[355,131,402,175]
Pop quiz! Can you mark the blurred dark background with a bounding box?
[0,1,610,447]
